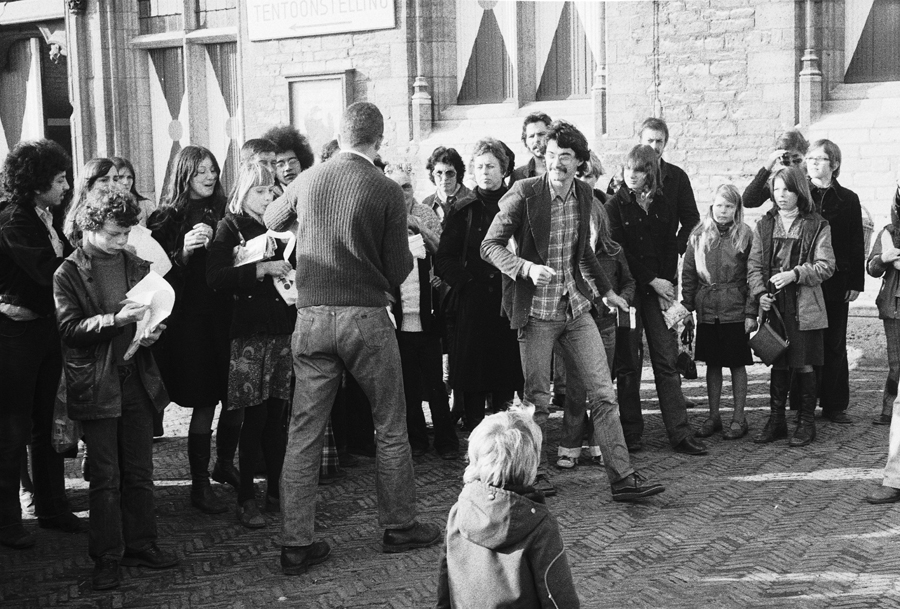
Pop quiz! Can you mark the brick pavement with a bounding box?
[3,347,900,607]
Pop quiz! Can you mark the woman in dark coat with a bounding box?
[435,138,523,431]
[148,146,233,514]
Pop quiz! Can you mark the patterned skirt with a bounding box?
[227,333,293,410]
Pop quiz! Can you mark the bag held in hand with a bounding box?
[675,324,698,380]
[749,304,789,366]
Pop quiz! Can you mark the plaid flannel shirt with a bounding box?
[529,181,592,320]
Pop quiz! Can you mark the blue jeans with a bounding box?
[80,366,157,560]
[281,306,417,547]
[518,313,633,483]
[616,287,691,446]
[0,316,70,531]
[559,324,616,458]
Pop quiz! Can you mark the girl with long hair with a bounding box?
[747,166,835,447]
[148,146,234,514]
[206,162,294,527]
[682,184,756,440]
[110,156,156,225]
[63,157,118,245]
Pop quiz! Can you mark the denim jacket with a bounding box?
[54,247,169,421]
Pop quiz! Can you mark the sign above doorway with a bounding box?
[246,0,396,41]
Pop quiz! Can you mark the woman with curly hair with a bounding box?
[0,139,84,549]
[148,145,234,514]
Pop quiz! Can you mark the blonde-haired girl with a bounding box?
[682,184,757,439]
[207,161,295,528]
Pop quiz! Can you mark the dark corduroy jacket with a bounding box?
[480,175,612,330]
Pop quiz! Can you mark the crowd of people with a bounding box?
[1,100,899,606]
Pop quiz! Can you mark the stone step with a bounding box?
[827,81,900,100]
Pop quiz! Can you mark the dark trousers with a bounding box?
[819,299,850,414]
[80,367,157,560]
[614,288,691,446]
[397,331,458,454]
[238,398,286,503]
[0,316,69,530]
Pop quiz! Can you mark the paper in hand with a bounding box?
[123,271,175,360]
[661,300,691,329]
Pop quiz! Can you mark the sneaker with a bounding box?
[121,543,180,569]
[237,499,266,529]
[382,521,442,553]
[533,474,557,497]
[92,557,120,590]
[555,456,577,469]
[281,541,331,575]
[611,472,665,502]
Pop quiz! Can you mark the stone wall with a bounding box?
[238,0,414,158]
[600,0,802,209]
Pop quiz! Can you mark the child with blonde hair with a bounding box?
[436,408,580,608]
[682,184,756,439]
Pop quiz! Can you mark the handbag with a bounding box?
[675,324,698,380]
[749,303,790,366]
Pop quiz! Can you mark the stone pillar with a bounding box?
[410,0,432,141]
[799,0,823,126]
[586,1,607,140]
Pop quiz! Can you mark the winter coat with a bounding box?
[605,185,679,286]
[868,224,900,320]
[206,212,296,340]
[53,247,169,421]
[435,191,523,392]
[435,481,580,609]
[747,208,835,331]
[682,225,755,324]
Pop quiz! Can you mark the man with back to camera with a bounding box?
[264,102,441,574]
[481,119,665,502]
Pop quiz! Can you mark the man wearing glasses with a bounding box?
[262,125,315,190]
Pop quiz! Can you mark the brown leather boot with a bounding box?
[790,372,817,447]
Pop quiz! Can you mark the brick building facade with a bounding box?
[1,1,898,300]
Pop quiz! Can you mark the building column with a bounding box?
[799,0,823,126]
[410,0,432,141]
[584,1,607,140]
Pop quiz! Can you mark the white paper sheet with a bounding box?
[123,271,175,360]
[127,224,172,276]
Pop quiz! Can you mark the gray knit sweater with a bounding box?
[264,152,413,307]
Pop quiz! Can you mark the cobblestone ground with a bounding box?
[2,322,899,608]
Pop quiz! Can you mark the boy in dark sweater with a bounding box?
[53,186,177,590]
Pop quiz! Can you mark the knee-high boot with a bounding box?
[754,369,790,443]
[211,410,241,490]
[188,432,228,514]
[790,372,817,447]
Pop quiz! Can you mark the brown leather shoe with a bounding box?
[0,524,35,549]
[866,486,900,504]
[281,541,331,575]
[382,521,441,553]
